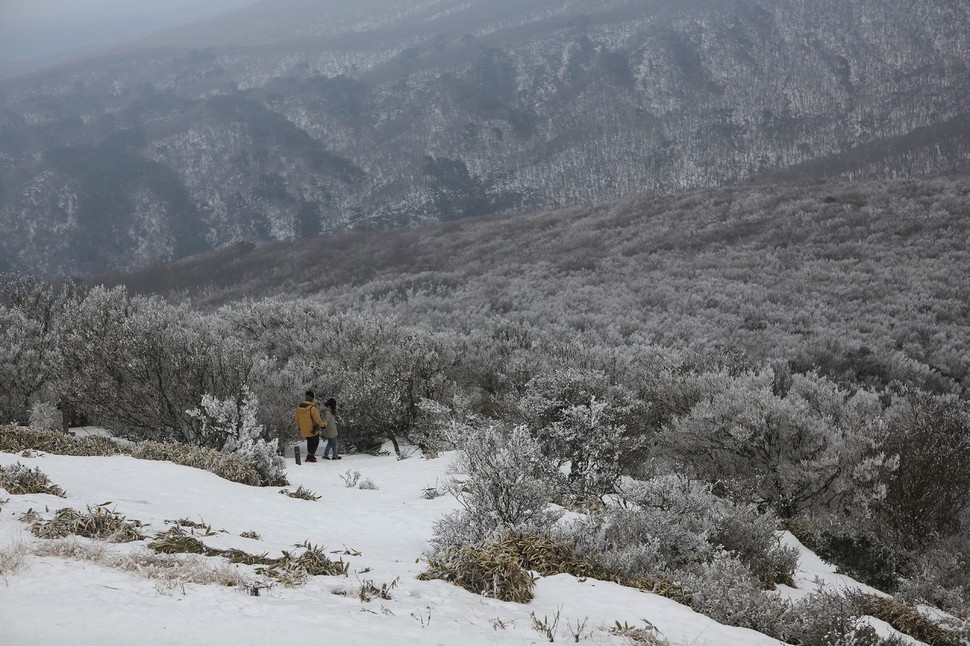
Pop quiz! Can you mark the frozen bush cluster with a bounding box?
[186,387,285,486]
[555,475,797,588]
[431,420,561,552]
[4,256,970,629]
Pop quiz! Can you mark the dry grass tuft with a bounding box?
[18,508,40,524]
[421,533,691,605]
[279,485,321,501]
[29,505,145,542]
[0,427,269,487]
[150,529,346,586]
[150,526,209,555]
[420,541,538,603]
[850,593,963,646]
[33,540,252,589]
[0,542,29,578]
[150,526,276,565]
[357,577,399,602]
[271,542,350,579]
[608,620,670,645]
[502,533,690,603]
[0,425,127,456]
[0,463,67,497]
[164,518,215,534]
[131,442,262,486]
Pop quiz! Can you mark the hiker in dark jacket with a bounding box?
[321,398,341,460]
[295,390,325,462]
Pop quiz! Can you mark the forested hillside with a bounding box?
[102,176,970,396]
[2,0,969,276]
[5,176,970,641]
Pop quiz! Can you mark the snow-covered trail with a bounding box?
[2,447,788,645]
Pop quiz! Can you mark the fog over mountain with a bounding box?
[0,0,968,277]
[0,0,258,77]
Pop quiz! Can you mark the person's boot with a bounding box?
[306,455,317,462]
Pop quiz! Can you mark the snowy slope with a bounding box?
[0,441,908,646]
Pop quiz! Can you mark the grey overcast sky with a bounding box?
[0,0,259,73]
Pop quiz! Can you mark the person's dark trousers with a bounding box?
[323,438,339,459]
[306,434,320,456]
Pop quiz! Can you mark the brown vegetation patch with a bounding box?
[420,533,690,605]
[850,593,963,646]
[150,528,346,585]
[0,463,66,497]
[0,425,126,457]
[29,505,145,543]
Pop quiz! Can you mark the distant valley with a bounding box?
[1,0,969,277]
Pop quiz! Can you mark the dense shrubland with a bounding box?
[4,176,970,640]
[107,177,970,398]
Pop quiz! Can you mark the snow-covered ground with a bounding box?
[0,437,924,645]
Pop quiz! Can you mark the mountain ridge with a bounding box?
[2,0,969,277]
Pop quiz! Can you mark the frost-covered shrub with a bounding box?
[896,533,970,618]
[517,368,646,501]
[247,356,311,448]
[556,475,796,588]
[29,402,61,431]
[671,557,928,645]
[663,367,891,518]
[431,421,560,551]
[782,591,885,646]
[454,321,546,419]
[710,504,798,588]
[186,386,286,487]
[809,523,902,593]
[562,507,708,577]
[358,477,379,490]
[60,288,261,445]
[409,397,460,457]
[881,392,970,549]
[675,553,788,638]
[631,475,798,587]
[276,312,457,456]
[431,510,490,551]
[0,463,66,496]
[0,277,72,426]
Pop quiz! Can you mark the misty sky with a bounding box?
[0,0,259,72]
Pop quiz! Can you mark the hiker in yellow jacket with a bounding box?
[295,390,325,462]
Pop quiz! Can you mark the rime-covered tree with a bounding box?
[664,366,891,518]
[186,386,285,486]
